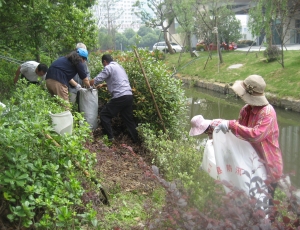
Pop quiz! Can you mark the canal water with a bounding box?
[184,86,300,188]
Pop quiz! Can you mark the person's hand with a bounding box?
[96,83,107,89]
[215,120,229,134]
[75,84,82,91]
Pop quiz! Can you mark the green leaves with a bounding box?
[2,170,28,187]
[0,83,99,228]
[0,0,98,62]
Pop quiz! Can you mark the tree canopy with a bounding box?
[0,0,98,62]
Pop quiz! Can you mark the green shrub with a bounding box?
[151,49,166,60]
[237,40,256,46]
[89,49,187,139]
[139,124,221,211]
[0,83,99,229]
[196,43,206,51]
[264,45,280,62]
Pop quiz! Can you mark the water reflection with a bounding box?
[185,86,300,188]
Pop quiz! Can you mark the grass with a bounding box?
[163,50,300,99]
[98,187,166,229]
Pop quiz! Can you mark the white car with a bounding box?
[153,41,183,53]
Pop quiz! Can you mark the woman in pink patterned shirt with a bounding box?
[216,74,283,207]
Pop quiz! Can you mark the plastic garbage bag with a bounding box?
[79,88,98,130]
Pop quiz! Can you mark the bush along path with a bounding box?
[0,83,104,229]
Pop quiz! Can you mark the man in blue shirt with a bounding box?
[90,54,138,143]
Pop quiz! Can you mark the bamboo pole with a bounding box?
[133,48,167,134]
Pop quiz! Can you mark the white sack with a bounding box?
[79,89,98,130]
[212,131,268,202]
[201,139,218,180]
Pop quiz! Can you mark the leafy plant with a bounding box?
[151,49,166,60]
[89,49,187,139]
[196,43,206,51]
[0,82,101,228]
[264,45,281,62]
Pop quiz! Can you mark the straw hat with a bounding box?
[189,115,211,136]
[231,75,269,106]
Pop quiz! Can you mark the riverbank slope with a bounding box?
[163,49,300,112]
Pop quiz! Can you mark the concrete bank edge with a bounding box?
[177,76,300,113]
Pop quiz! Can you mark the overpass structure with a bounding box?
[231,0,254,14]
[169,0,300,47]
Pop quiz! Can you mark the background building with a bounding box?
[92,0,143,32]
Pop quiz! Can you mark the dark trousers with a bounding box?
[21,74,39,85]
[100,95,137,142]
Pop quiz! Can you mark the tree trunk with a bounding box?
[267,20,273,49]
[187,32,194,57]
[164,30,175,54]
[216,34,223,64]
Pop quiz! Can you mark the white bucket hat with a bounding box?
[189,115,211,136]
[231,75,269,106]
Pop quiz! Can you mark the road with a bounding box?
[236,44,300,52]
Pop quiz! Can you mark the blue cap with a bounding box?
[77,48,89,61]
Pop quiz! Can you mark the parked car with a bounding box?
[221,42,237,50]
[152,41,183,53]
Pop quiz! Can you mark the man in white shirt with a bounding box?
[14,61,48,84]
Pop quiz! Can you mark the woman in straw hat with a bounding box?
[215,74,283,207]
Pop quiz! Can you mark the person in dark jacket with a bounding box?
[46,48,91,101]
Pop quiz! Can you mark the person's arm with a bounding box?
[76,62,91,88]
[84,63,90,79]
[14,66,21,84]
[229,106,273,143]
[90,66,110,87]
[82,77,91,88]
[69,79,77,87]
[69,78,90,89]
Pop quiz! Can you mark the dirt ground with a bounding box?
[83,126,160,229]
[86,127,157,197]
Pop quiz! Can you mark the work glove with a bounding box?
[88,86,93,92]
[75,84,82,92]
[215,120,229,134]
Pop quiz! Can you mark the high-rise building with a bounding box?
[92,0,143,32]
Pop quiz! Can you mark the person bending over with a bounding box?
[90,54,138,142]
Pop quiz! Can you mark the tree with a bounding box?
[123,28,137,40]
[93,0,124,50]
[193,0,239,64]
[98,27,115,51]
[133,0,176,54]
[0,0,98,61]
[140,33,159,49]
[137,25,156,37]
[115,33,128,51]
[248,0,300,68]
[169,0,197,57]
[219,15,241,49]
